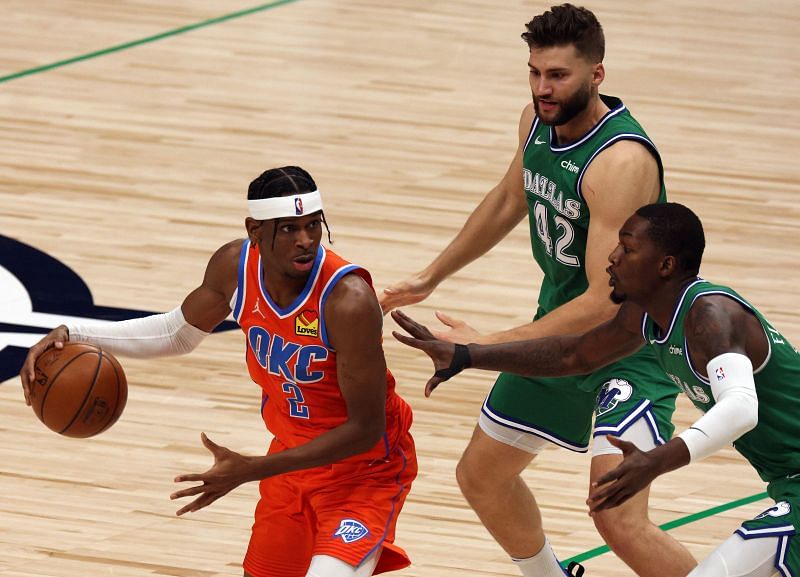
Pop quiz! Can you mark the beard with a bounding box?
[534,82,593,126]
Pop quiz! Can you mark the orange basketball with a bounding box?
[30,342,127,438]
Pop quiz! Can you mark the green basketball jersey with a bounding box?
[522,94,668,391]
[523,94,665,316]
[643,279,800,482]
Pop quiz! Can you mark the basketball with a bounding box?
[30,343,127,438]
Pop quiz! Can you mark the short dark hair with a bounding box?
[248,166,316,200]
[635,203,705,275]
[522,4,604,63]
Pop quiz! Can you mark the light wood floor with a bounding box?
[0,1,798,576]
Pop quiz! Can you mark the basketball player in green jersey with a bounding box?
[381,4,695,577]
[393,202,800,577]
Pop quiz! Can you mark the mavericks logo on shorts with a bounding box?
[333,519,370,543]
[755,501,791,519]
[596,378,633,416]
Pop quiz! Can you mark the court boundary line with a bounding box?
[564,491,769,564]
[0,0,302,84]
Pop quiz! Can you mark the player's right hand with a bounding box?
[379,274,436,315]
[19,325,70,406]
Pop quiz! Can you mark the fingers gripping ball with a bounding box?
[30,343,127,438]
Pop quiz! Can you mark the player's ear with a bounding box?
[659,255,677,277]
[592,62,604,87]
[245,217,264,244]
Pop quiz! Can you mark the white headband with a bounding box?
[248,190,323,220]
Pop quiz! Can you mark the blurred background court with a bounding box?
[0,1,798,575]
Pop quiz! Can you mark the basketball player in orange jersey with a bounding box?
[20,166,417,577]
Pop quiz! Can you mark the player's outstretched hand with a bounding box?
[391,309,472,397]
[429,310,482,344]
[171,433,255,516]
[19,325,70,406]
[587,436,660,513]
[379,274,435,315]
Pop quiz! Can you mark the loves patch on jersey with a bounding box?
[295,309,319,337]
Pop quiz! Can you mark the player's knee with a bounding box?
[455,453,483,497]
[455,451,500,499]
[591,504,648,548]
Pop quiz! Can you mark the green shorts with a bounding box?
[481,358,678,452]
[736,477,800,576]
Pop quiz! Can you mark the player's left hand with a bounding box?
[171,432,255,515]
[587,435,660,514]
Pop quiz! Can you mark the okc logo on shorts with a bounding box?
[333,519,370,543]
[596,378,633,416]
[756,501,791,519]
[295,197,303,215]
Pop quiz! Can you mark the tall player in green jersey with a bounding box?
[381,4,695,577]
[393,202,800,577]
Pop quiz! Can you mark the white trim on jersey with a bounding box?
[644,278,705,345]
[548,100,627,152]
[523,116,541,152]
[575,133,659,202]
[683,290,773,385]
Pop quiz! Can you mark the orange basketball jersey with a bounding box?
[232,241,412,463]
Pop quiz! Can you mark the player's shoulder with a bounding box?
[325,272,380,321]
[520,101,535,120]
[516,102,536,142]
[520,102,535,126]
[328,272,374,301]
[683,293,748,348]
[593,138,655,167]
[206,238,247,276]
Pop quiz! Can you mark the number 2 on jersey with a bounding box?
[534,201,580,267]
[282,382,310,419]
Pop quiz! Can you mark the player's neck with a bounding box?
[553,94,610,145]
[261,267,308,309]
[645,278,698,331]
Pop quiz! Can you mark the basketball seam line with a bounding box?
[58,350,104,435]
[38,348,97,425]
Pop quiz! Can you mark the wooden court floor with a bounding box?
[0,1,798,576]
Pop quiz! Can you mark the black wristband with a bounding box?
[433,343,472,381]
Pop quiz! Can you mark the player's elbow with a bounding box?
[724,390,758,440]
[570,349,597,376]
[739,395,759,434]
[350,414,386,452]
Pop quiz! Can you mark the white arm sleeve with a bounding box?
[677,352,759,463]
[66,306,210,358]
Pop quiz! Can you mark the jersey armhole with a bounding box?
[522,116,541,153]
[231,239,250,323]
[575,134,662,202]
[318,266,371,349]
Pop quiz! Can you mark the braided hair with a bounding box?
[248,166,332,247]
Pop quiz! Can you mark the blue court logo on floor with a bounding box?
[0,235,238,384]
[333,519,370,543]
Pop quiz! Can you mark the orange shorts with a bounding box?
[243,433,417,577]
